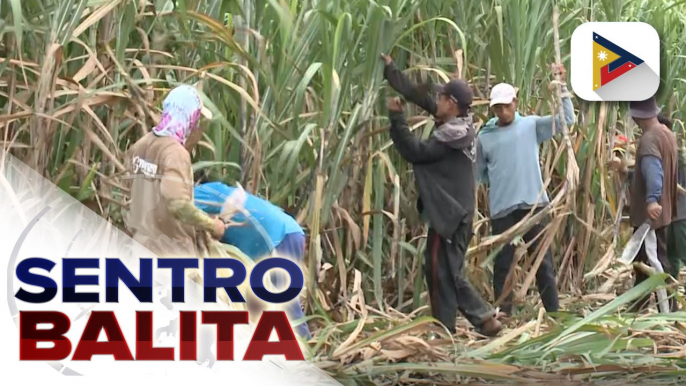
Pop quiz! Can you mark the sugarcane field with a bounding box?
[3,0,686,385]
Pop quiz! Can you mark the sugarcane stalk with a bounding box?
[552,6,579,192]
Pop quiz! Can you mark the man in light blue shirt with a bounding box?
[475,64,575,316]
[193,181,311,339]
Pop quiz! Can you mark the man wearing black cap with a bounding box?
[382,53,501,337]
[626,96,678,311]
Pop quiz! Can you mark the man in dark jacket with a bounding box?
[382,54,501,337]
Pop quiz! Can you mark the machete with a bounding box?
[618,221,670,313]
[619,222,651,265]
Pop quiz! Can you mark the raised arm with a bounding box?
[534,86,575,143]
[534,64,575,143]
[382,54,438,116]
[387,99,449,164]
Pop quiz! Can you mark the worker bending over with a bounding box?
[193,181,312,340]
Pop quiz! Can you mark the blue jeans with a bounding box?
[271,232,312,340]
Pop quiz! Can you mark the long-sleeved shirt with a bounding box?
[383,62,438,118]
[382,61,444,217]
[194,182,304,260]
[630,124,678,228]
[625,152,686,221]
[125,132,218,257]
[641,155,663,204]
[475,89,575,219]
[388,109,477,238]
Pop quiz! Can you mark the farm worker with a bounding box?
[610,97,678,312]
[653,116,686,287]
[124,84,228,257]
[475,64,574,317]
[611,114,686,309]
[381,53,502,337]
[193,181,312,340]
[665,124,686,288]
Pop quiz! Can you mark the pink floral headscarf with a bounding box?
[153,85,203,145]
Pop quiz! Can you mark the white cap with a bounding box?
[489,83,517,106]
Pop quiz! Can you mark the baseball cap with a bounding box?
[437,79,473,107]
[629,96,660,119]
[489,83,517,107]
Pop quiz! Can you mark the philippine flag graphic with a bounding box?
[592,33,644,91]
[571,22,660,101]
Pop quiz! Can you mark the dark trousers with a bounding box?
[667,220,686,279]
[491,209,559,315]
[424,221,494,333]
[631,225,670,312]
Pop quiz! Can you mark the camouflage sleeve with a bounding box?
[157,147,219,234]
[168,199,219,235]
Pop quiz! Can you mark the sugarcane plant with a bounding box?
[3,0,686,383]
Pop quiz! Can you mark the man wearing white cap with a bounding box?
[475,64,574,316]
[124,84,229,258]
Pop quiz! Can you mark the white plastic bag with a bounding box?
[644,229,670,314]
[221,182,250,220]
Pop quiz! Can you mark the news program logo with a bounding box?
[570,22,660,101]
[0,150,344,386]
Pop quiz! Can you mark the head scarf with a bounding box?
[153,84,203,145]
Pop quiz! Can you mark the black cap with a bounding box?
[438,79,473,107]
